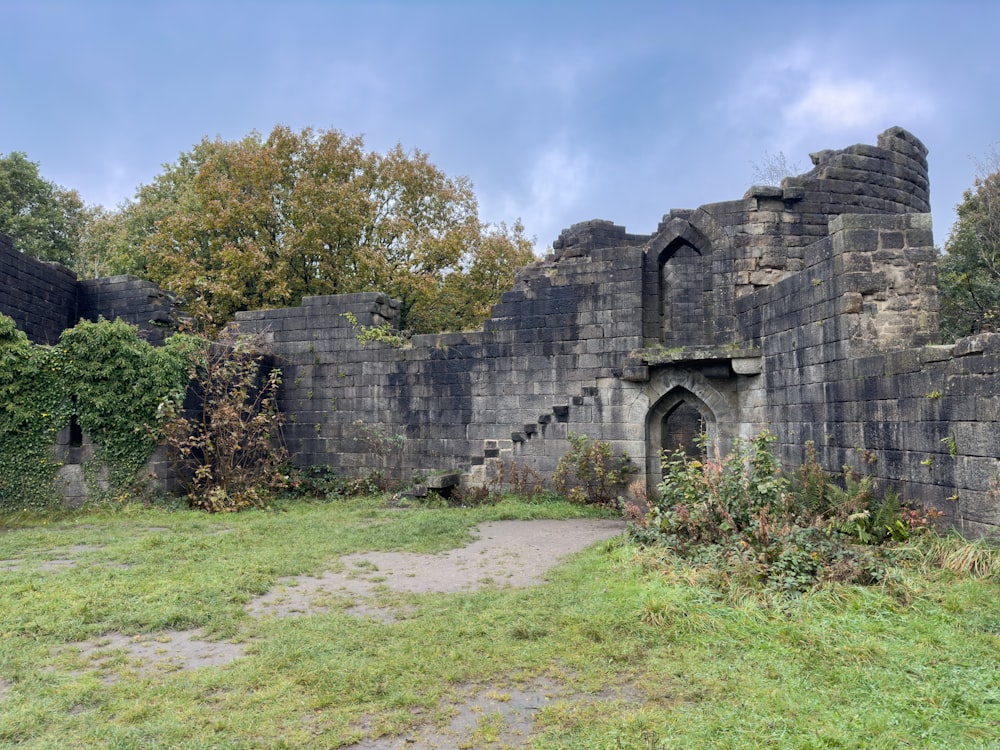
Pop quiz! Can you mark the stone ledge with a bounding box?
[952,333,1000,358]
[627,345,763,367]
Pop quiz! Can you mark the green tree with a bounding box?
[939,155,1000,340]
[0,152,92,266]
[92,126,536,333]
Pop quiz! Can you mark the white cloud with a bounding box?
[489,138,592,250]
[785,78,884,129]
[720,42,935,154]
[783,76,932,133]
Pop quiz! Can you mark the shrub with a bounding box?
[553,433,635,506]
[160,328,287,512]
[647,431,789,552]
[631,433,938,593]
[452,485,497,506]
[284,464,382,500]
[349,420,406,489]
[488,459,547,498]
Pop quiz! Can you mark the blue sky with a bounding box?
[2,0,998,253]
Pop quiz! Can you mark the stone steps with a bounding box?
[461,384,601,488]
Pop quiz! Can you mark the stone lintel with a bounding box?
[629,345,763,367]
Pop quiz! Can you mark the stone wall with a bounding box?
[232,127,999,536]
[0,233,77,344]
[232,238,648,485]
[78,275,183,345]
[3,127,999,535]
[733,212,999,537]
[0,233,183,345]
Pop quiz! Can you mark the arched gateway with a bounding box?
[637,368,739,499]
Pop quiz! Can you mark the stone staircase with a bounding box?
[462,385,602,488]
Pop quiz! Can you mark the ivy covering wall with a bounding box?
[0,313,191,510]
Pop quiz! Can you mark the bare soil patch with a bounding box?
[249,519,625,621]
[2,544,105,572]
[57,519,624,683]
[42,518,630,746]
[60,631,248,680]
[345,675,643,749]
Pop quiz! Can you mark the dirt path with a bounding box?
[52,518,627,748]
[250,518,625,620]
[58,518,625,670]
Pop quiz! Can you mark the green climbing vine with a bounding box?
[0,314,192,510]
[0,316,66,508]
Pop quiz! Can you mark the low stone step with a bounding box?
[425,470,461,489]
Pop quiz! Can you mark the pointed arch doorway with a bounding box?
[645,387,717,492]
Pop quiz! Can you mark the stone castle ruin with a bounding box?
[2,127,999,536]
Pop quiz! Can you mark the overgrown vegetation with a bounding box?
[341,311,408,348]
[629,432,944,594]
[0,311,295,514]
[553,432,636,507]
[160,328,288,512]
[283,464,382,501]
[347,420,406,489]
[0,314,189,510]
[0,316,64,509]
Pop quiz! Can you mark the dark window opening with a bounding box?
[69,415,84,448]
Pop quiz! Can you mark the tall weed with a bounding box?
[631,433,941,593]
[161,328,287,511]
[553,433,635,507]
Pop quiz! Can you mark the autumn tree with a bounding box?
[436,220,535,332]
[93,126,535,333]
[939,154,1000,340]
[0,152,92,266]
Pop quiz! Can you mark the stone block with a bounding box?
[953,422,1000,458]
[952,333,1000,358]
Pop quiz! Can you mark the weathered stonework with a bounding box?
[0,241,185,503]
[0,233,78,344]
[0,236,184,345]
[2,127,999,536]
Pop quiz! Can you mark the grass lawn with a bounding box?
[0,495,998,749]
